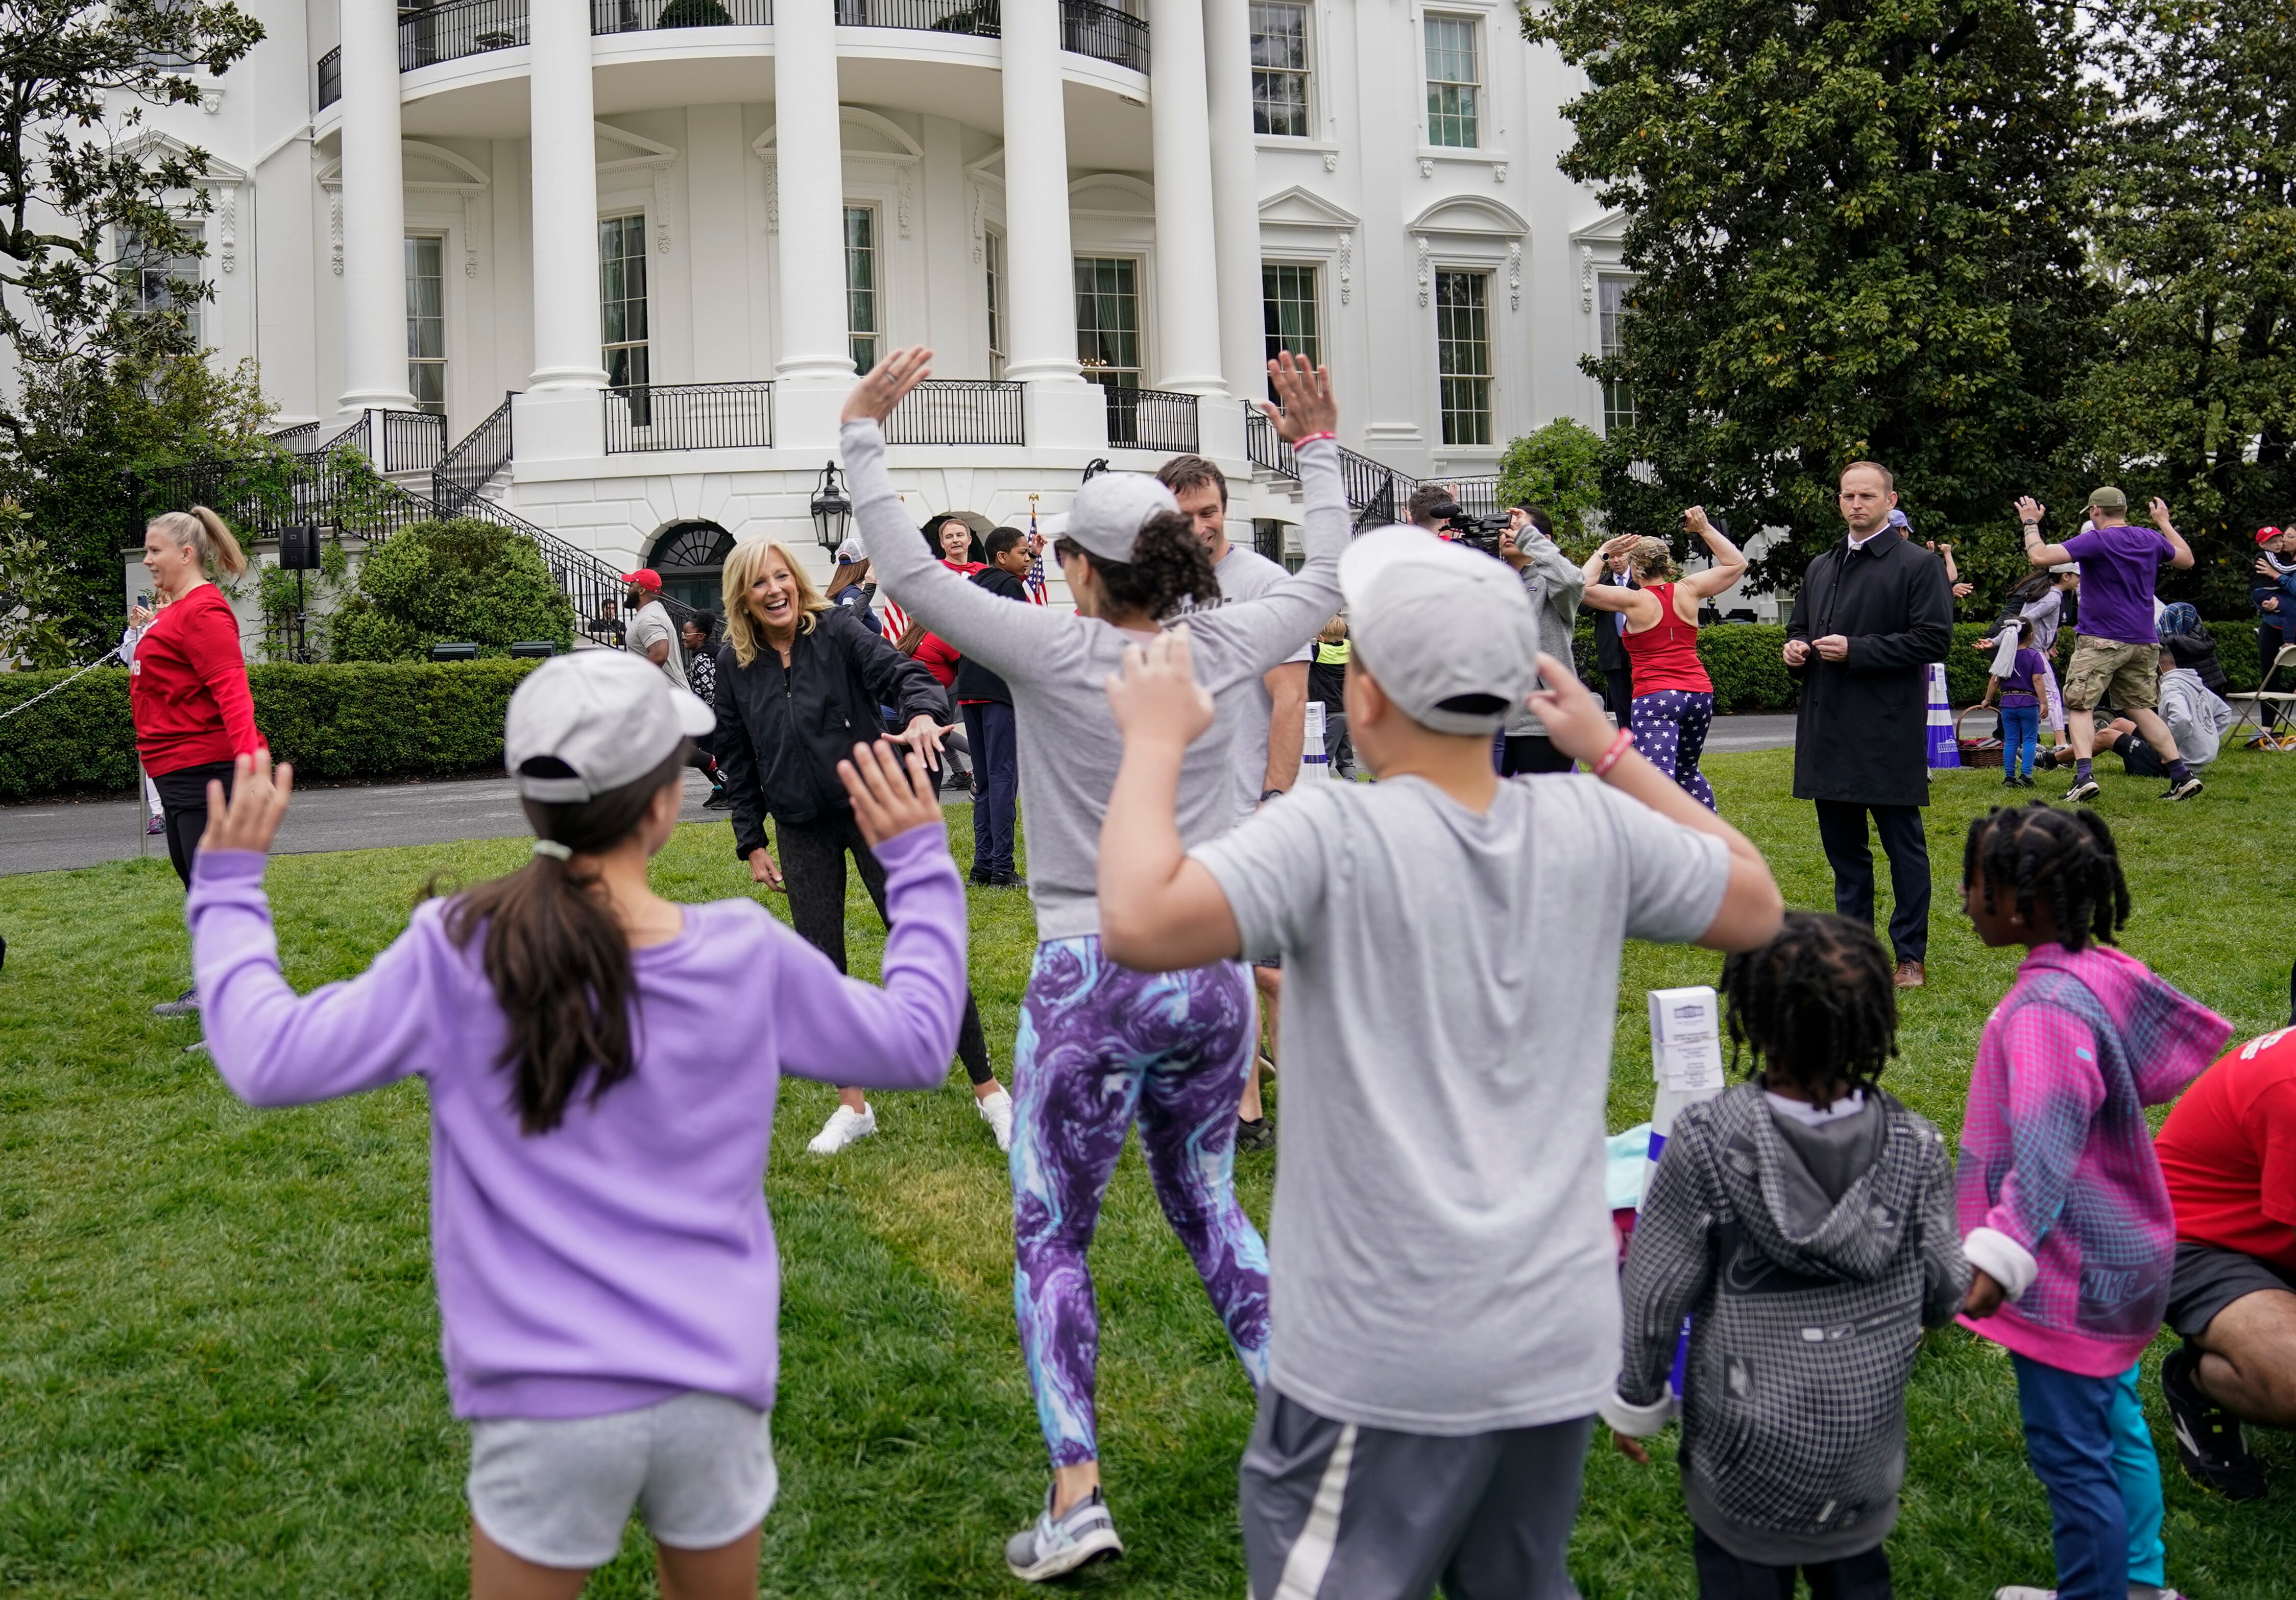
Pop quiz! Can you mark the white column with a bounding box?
[527,0,607,392]
[999,0,1104,447]
[336,0,417,413]
[1146,0,1226,397]
[1203,0,1265,404]
[771,0,851,447]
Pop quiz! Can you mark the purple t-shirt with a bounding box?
[2062,522,2172,646]
[1998,646,2046,708]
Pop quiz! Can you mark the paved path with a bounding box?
[3,715,1802,877]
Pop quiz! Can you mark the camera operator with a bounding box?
[1494,503,1590,774]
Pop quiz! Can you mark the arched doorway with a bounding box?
[648,520,734,614]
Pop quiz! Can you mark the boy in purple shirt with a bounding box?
[2015,487,2202,803]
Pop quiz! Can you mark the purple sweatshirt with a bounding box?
[1956,943,2231,1377]
[187,824,968,1420]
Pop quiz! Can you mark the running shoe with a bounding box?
[1236,1115,1275,1153]
[152,987,200,1017]
[990,870,1028,889]
[2161,1344,2267,1500]
[977,1086,1014,1153]
[2063,778,2101,803]
[1005,1485,1122,1582]
[969,866,997,887]
[702,787,734,810]
[146,814,166,835]
[2160,775,2204,801]
[807,1103,877,1155]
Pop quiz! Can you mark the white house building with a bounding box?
[119,0,1693,615]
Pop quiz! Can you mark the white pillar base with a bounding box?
[511,388,607,464]
[1025,380,1113,453]
[1197,394,1249,468]
[775,373,855,453]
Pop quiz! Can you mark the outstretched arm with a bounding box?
[1211,354,1348,673]
[2152,498,2196,570]
[1677,507,1748,602]
[2017,497,2076,567]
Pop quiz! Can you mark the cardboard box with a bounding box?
[1648,985,1725,1095]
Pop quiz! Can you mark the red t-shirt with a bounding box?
[2157,1026,2296,1271]
[911,630,960,689]
[129,583,266,776]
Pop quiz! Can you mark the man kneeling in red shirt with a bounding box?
[2155,981,2296,1500]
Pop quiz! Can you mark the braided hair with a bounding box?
[1961,802,2130,952]
[1719,911,1898,1109]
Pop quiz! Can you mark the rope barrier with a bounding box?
[0,647,123,721]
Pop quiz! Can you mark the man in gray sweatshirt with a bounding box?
[1496,503,1589,774]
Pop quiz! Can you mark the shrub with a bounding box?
[1495,418,1606,550]
[329,519,574,663]
[0,659,539,802]
[657,0,733,23]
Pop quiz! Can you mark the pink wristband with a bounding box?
[1592,728,1635,779]
[1294,431,1337,446]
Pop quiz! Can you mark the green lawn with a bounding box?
[3,748,2293,1598]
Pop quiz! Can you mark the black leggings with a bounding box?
[776,808,994,1086]
[151,760,238,889]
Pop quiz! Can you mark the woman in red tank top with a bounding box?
[1578,509,1748,809]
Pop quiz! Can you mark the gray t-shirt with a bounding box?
[849,419,1347,940]
[625,600,689,692]
[1212,542,1314,819]
[1192,774,1730,1434]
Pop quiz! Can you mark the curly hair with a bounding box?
[1626,536,1678,583]
[1961,802,2130,952]
[1719,912,1898,1109]
[1056,511,1219,620]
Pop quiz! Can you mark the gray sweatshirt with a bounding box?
[845,420,1347,940]
[1501,530,1589,738]
[2158,664,2234,771]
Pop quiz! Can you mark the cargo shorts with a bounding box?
[2062,634,2159,713]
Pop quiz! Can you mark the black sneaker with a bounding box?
[702,788,734,810]
[990,870,1028,889]
[1235,1116,1275,1153]
[2160,775,2204,802]
[968,866,996,887]
[2160,1344,2267,1500]
[2063,777,2101,803]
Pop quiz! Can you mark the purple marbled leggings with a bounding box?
[1009,936,1271,1466]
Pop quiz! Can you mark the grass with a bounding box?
[2,747,2293,1597]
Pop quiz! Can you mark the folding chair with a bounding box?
[2227,642,2296,750]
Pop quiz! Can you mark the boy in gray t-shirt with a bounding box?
[1095,528,1784,1599]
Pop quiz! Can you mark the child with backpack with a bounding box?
[1603,911,1970,1598]
[184,650,970,1599]
[1956,804,2232,1600]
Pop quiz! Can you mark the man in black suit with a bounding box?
[1590,542,1636,723]
[1784,461,1955,988]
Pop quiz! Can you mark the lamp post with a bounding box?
[810,461,851,553]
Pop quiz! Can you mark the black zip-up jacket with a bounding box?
[714,605,948,855]
[952,566,1027,705]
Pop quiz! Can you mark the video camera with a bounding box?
[1428,499,1515,556]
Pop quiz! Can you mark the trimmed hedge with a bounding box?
[0,659,538,802]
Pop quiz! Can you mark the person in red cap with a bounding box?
[2254,528,2296,684]
[622,568,690,693]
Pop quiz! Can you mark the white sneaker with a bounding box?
[807,1103,877,1155]
[1993,1588,2056,1599]
[1005,1485,1122,1581]
[977,1087,1014,1153]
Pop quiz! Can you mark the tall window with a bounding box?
[123,224,204,346]
[406,235,446,415]
[1599,276,1638,435]
[1435,270,1491,446]
[1250,2,1311,138]
[844,206,879,372]
[1262,263,1320,369]
[1424,16,1481,148]
[1074,257,1141,387]
[599,213,649,391]
[985,228,1006,378]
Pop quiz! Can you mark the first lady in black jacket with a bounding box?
[714,536,1011,1154]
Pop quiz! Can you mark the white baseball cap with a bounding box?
[504,649,716,803]
[1339,526,1541,735]
[1043,472,1181,564]
[835,536,867,563]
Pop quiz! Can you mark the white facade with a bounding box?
[125,0,1654,595]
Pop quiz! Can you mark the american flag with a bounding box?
[880,599,909,640]
[1024,501,1050,605]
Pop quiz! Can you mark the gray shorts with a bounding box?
[467,1391,777,1569]
[1240,1387,1592,1600]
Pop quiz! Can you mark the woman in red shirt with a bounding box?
[1577,509,1747,810]
[134,506,263,1013]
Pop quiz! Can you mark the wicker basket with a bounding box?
[1955,706,2004,768]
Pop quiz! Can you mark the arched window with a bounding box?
[649,521,735,614]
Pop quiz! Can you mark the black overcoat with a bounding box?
[1784,533,1954,808]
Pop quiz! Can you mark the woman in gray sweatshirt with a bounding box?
[841,349,1347,1581]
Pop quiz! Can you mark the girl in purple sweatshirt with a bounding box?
[185,651,970,1599]
[1956,803,2230,1600]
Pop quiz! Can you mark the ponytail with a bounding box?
[442,746,686,1134]
[1062,510,1220,621]
[148,505,248,577]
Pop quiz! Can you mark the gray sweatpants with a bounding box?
[1239,1388,1593,1600]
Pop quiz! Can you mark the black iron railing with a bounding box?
[887,380,1025,445]
[1061,0,1147,71]
[592,0,773,33]
[1246,410,1488,530]
[401,0,528,70]
[835,0,998,30]
[433,394,515,516]
[603,381,774,452]
[1103,386,1197,453]
[267,418,326,453]
[381,409,448,474]
[316,45,342,108]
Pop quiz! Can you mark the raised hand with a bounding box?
[1684,506,1714,538]
[2015,496,2045,526]
[201,749,295,857]
[837,738,946,847]
[841,347,934,426]
[2149,496,2176,533]
[1260,351,1338,443]
[1522,652,1615,765]
[1104,626,1216,748]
